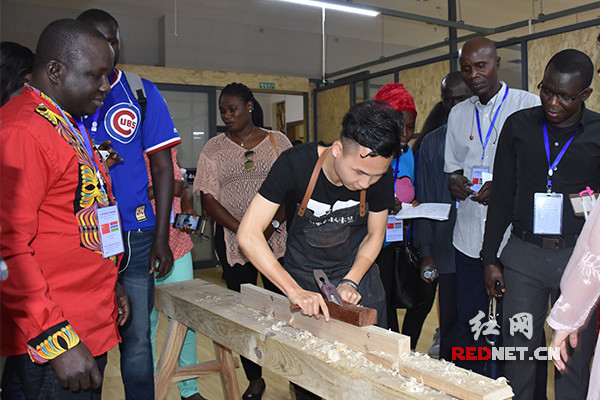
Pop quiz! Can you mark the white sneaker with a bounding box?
[428,327,440,358]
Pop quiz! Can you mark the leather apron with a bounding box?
[283,148,387,327]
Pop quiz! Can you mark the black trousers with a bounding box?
[215,223,278,381]
[438,272,457,362]
[501,235,594,400]
[377,242,436,349]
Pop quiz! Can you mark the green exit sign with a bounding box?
[259,82,275,90]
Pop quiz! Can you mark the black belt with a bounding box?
[512,227,578,250]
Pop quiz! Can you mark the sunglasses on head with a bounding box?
[244,150,255,170]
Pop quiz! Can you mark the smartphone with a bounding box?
[173,213,200,230]
[98,149,110,161]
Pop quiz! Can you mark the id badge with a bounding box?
[96,204,125,258]
[470,166,489,194]
[533,193,563,235]
[385,215,403,242]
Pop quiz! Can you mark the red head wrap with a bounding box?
[373,82,417,118]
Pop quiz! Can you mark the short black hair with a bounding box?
[442,70,466,90]
[340,100,401,158]
[34,19,107,72]
[545,49,594,90]
[220,82,264,128]
[1,41,34,106]
[77,9,119,27]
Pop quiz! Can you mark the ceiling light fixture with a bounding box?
[275,0,380,17]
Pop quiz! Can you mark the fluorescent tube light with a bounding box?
[276,0,380,17]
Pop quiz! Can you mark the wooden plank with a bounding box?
[155,280,452,399]
[240,284,411,357]
[290,300,377,327]
[155,280,512,399]
[366,352,513,400]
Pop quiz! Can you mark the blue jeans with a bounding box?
[118,229,155,400]
[2,352,107,400]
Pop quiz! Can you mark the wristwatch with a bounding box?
[271,219,282,234]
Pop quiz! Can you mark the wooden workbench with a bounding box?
[154,279,513,400]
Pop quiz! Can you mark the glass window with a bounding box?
[368,73,396,99]
[156,85,216,170]
[155,84,217,268]
[497,44,523,90]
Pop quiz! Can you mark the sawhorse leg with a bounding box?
[215,342,240,400]
[155,318,241,400]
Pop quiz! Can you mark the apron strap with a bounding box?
[298,147,330,217]
[360,189,366,217]
[297,147,367,218]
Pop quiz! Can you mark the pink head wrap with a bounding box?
[373,82,417,118]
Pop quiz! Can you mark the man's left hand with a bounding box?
[115,282,131,326]
[149,241,174,279]
[49,343,101,391]
[337,282,361,304]
[483,264,505,298]
[472,181,492,205]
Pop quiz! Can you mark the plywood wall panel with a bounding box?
[398,61,449,133]
[528,26,600,112]
[119,64,310,93]
[316,85,350,144]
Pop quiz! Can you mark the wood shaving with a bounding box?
[196,295,222,304]
[269,320,286,331]
[261,326,443,396]
[245,303,509,398]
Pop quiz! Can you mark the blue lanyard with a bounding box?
[89,109,101,135]
[393,154,402,196]
[53,102,107,197]
[475,86,509,161]
[543,121,580,192]
[54,105,95,164]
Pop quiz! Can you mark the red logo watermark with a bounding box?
[451,346,560,361]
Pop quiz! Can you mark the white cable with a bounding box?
[322,7,326,83]
[174,0,178,37]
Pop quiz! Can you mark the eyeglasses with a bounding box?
[537,81,589,105]
[244,150,255,170]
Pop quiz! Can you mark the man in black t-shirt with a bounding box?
[238,100,400,326]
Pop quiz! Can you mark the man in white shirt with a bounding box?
[443,37,540,376]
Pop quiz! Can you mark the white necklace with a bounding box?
[235,127,256,147]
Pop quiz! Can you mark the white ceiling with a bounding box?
[3,0,600,79]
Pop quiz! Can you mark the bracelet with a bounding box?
[339,278,359,291]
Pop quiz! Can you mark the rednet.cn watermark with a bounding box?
[451,310,561,361]
[451,346,561,361]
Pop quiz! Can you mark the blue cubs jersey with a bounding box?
[84,69,181,231]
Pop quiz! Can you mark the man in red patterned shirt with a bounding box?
[0,19,129,399]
